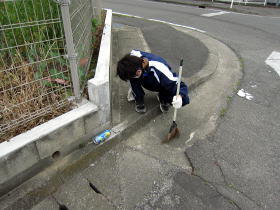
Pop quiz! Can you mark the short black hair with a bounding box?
[117,54,143,81]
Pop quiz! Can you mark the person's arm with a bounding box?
[178,82,189,106]
[162,78,189,106]
[158,67,189,106]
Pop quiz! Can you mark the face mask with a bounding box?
[133,74,141,79]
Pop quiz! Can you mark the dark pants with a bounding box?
[131,81,172,105]
[158,91,173,105]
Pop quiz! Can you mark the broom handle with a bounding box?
[173,59,183,122]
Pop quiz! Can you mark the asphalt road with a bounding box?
[104,0,280,209]
[113,15,209,77]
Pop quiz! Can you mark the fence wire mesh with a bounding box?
[69,0,94,90]
[0,0,75,141]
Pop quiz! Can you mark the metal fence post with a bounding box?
[59,0,81,101]
[93,0,102,22]
[230,0,234,8]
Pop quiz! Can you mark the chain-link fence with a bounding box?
[228,0,269,7]
[69,0,95,90]
[216,0,279,7]
[0,0,100,142]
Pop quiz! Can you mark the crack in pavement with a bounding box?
[195,174,242,210]
[184,150,241,209]
[119,133,263,209]
[185,149,264,209]
[123,143,193,174]
[213,152,229,185]
[85,177,119,209]
[184,150,195,175]
[212,151,264,208]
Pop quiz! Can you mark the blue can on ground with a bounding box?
[93,129,111,144]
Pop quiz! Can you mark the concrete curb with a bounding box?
[177,27,219,91]
[0,9,112,197]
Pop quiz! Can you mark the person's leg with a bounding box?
[158,91,173,113]
[130,80,146,113]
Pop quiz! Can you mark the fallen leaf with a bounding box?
[79,57,89,67]
[53,78,69,85]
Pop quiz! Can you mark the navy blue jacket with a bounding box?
[129,50,189,106]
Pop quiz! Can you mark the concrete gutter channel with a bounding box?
[0,11,242,210]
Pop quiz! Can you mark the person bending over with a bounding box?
[117,49,190,113]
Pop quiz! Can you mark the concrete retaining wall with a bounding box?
[0,9,112,197]
[88,9,112,125]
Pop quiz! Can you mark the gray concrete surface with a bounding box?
[53,173,115,210]
[31,197,59,210]
[4,1,279,207]
[8,17,242,209]
[86,0,280,208]
[2,0,279,209]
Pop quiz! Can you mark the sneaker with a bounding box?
[160,102,169,113]
[135,103,146,113]
[157,96,170,113]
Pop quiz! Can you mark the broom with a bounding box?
[162,59,183,143]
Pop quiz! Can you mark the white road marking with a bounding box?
[120,0,280,19]
[265,51,280,77]
[201,11,231,17]
[111,11,206,33]
[237,89,254,100]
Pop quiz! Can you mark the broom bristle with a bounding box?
[176,128,180,137]
[162,127,180,143]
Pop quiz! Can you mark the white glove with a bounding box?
[127,88,135,102]
[172,95,182,109]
